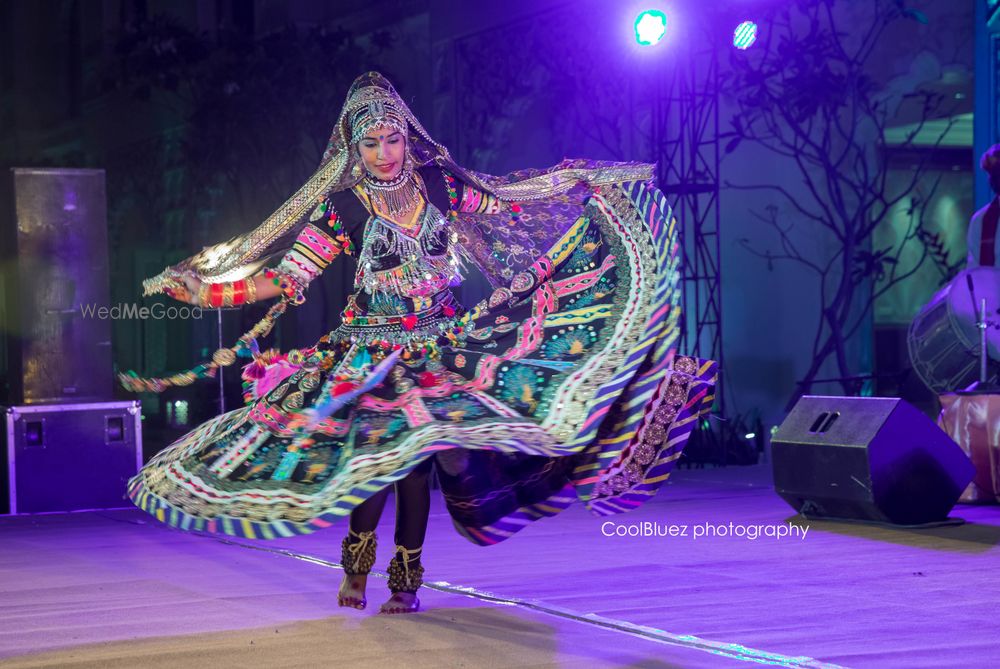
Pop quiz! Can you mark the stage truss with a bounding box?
[642,43,725,416]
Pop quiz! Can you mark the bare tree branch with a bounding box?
[724,0,956,404]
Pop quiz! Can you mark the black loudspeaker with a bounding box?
[0,168,113,404]
[772,396,974,525]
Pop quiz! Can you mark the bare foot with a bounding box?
[379,591,420,614]
[338,573,368,610]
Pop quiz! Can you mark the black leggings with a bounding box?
[348,457,432,552]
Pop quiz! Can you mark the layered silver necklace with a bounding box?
[362,167,422,218]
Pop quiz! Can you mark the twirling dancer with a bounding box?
[121,72,717,614]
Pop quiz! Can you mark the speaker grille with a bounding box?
[2,168,112,403]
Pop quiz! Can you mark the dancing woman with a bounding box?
[122,72,716,614]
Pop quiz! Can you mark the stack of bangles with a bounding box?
[196,277,258,308]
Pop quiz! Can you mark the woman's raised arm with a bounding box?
[163,218,351,307]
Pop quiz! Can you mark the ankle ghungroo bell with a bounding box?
[341,529,377,575]
[386,545,424,594]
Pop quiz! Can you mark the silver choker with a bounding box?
[363,168,422,218]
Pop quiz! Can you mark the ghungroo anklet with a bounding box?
[341,529,377,575]
[386,545,424,594]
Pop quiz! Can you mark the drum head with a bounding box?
[908,267,1000,392]
[947,267,1000,358]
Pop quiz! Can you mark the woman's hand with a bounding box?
[163,274,203,305]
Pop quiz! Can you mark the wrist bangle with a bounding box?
[245,277,258,304]
[197,281,210,307]
[209,283,224,308]
[232,279,246,306]
[222,282,235,307]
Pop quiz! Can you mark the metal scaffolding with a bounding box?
[647,42,725,416]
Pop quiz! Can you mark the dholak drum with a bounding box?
[908,267,1000,393]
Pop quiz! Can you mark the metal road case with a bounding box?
[1,400,142,514]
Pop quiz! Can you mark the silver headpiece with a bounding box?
[349,98,407,143]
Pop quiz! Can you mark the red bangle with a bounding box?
[209,283,224,308]
[232,280,246,305]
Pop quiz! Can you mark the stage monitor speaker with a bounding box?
[0,168,113,404]
[772,396,974,525]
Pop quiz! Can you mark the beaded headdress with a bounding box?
[348,99,407,144]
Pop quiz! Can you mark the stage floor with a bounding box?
[1,465,998,668]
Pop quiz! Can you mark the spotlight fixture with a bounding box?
[733,20,759,50]
[634,9,668,46]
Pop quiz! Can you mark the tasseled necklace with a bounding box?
[362,168,422,218]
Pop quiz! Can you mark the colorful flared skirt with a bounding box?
[128,180,717,545]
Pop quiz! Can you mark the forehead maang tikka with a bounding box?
[350,98,407,144]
